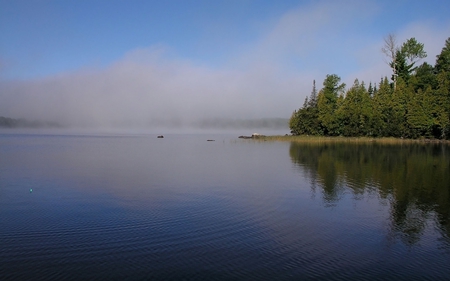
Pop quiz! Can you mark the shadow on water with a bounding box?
[289,142,450,248]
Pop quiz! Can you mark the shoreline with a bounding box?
[256,135,450,145]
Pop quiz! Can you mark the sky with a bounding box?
[1,0,449,128]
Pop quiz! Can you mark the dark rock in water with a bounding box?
[157,135,164,138]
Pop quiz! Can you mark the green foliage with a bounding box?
[436,71,450,138]
[391,50,414,84]
[390,78,414,137]
[407,87,434,138]
[435,37,450,73]
[317,74,345,136]
[401,37,427,65]
[372,77,392,136]
[411,62,437,91]
[289,81,322,135]
[289,37,450,139]
[336,80,372,137]
[383,36,427,88]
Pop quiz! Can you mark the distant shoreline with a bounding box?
[0,116,62,129]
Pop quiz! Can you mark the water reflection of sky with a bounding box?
[1,133,450,279]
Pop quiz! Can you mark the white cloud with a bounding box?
[231,0,377,70]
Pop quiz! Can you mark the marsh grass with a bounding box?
[255,135,450,145]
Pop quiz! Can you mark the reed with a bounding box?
[258,135,450,145]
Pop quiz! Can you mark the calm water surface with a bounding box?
[1,132,449,280]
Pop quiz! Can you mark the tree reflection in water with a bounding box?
[289,142,450,247]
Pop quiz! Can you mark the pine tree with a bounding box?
[368,82,374,96]
[411,62,437,91]
[288,36,450,139]
[407,87,434,138]
[317,74,346,136]
[435,72,450,139]
[390,78,414,137]
[435,38,450,73]
[337,80,372,136]
[372,77,393,136]
[289,80,322,135]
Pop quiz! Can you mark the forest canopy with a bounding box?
[290,36,450,139]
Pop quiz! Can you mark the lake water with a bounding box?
[1,131,449,280]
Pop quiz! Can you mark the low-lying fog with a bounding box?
[0,47,304,133]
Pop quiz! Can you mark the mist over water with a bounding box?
[0,121,290,139]
[0,48,303,129]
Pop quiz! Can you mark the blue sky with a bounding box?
[1,0,449,127]
[1,0,300,78]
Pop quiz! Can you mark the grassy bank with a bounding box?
[257,135,450,145]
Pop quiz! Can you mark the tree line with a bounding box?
[289,36,450,139]
[0,116,61,128]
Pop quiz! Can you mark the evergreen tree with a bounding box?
[308,80,318,108]
[289,109,301,135]
[411,62,437,91]
[392,50,414,84]
[390,77,414,137]
[337,79,372,136]
[407,87,434,138]
[304,80,321,135]
[435,38,450,73]
[372,77,393,136]
[435,75,450,139]
[435,38,450,138]
[289,80,322,135]
[317,74,346,136]
[288,38,449,139]
[368,82,374,96]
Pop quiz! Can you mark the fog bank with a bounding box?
[0,48,308,129]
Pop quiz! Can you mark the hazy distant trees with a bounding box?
[0,116,61,128]
[290,37,450,139]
